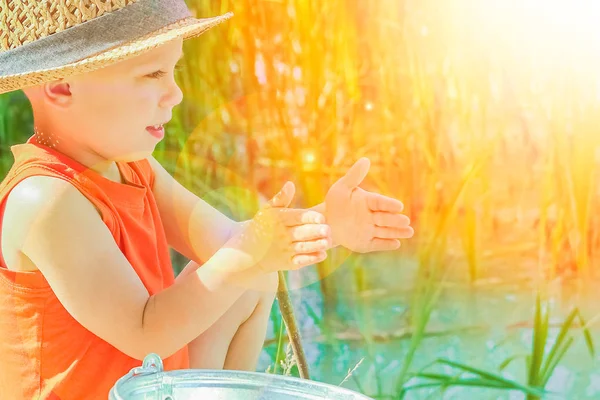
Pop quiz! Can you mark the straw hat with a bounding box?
[0,0,233,95]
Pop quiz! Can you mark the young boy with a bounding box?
[0,1,414,399]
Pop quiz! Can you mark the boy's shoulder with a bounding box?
[7,174,87,210]
[2,176,101,271]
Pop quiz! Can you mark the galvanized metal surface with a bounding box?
[109,353,373,400]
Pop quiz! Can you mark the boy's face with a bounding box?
[28,37,185,163]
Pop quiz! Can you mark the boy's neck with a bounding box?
[77,157,125,185]
[36,137,125,184]
[94,160,126,185]
[32,124,128,184]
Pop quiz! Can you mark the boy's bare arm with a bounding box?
[146,155,242,265]
[14,176,260,360]
[13,175,330,360]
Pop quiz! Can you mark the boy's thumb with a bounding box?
[337,157,370,189]
[265,181,295,209]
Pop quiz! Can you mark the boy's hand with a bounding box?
[325,158,414,253]
[225,182,332,273]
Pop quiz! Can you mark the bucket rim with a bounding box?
[109,353,374,400]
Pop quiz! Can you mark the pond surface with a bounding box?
[257,252,600,399]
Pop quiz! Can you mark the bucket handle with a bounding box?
[110,354,168,400]
[134,354,173,399]
[134,353,165,376]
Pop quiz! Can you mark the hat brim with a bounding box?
[0,13,232,95]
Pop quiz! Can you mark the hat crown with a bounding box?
[0,0,140,52]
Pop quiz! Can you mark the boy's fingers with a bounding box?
[283,210,326,226]
[367,194,404,213]
[292,238,331,254]
[372,212,411,228]
[289,224,331,241]
[373,226,414,239]
[368,238,401,252]
[291,251,328,269]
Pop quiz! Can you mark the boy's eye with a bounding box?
[146,70,167,79]
[146,64,184,79]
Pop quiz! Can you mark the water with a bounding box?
[257,253,600,399]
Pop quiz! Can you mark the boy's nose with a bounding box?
[160,80,184,109]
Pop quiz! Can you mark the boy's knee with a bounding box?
[257,272,278,307]
[240,272,278,312]
[264,272,279,294]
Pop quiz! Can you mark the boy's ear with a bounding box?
[44,80,73,107]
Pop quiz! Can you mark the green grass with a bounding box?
[401,358,546,399]
[501,294,595,400]
[394,293,596,399]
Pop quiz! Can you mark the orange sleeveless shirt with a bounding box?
[0,136,189,399]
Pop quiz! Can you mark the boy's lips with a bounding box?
[146,118,169,139]
[146,124,165,139]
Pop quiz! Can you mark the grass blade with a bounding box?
[404,374,545,397]
[413,373,467,381]
[541,336,574,386]
[528,294,548,387]
[434,359,545,396]
[576,311,596,358]
[499,354,529,372]
[402,379,509,392]
[538,308,578,383]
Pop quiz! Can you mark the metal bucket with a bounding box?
[109,353,373,400]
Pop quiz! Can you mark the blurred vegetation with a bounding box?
[4,1,600,279]
[0,91,33,176]
[2,0,600,397]
[156,0,600,284]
